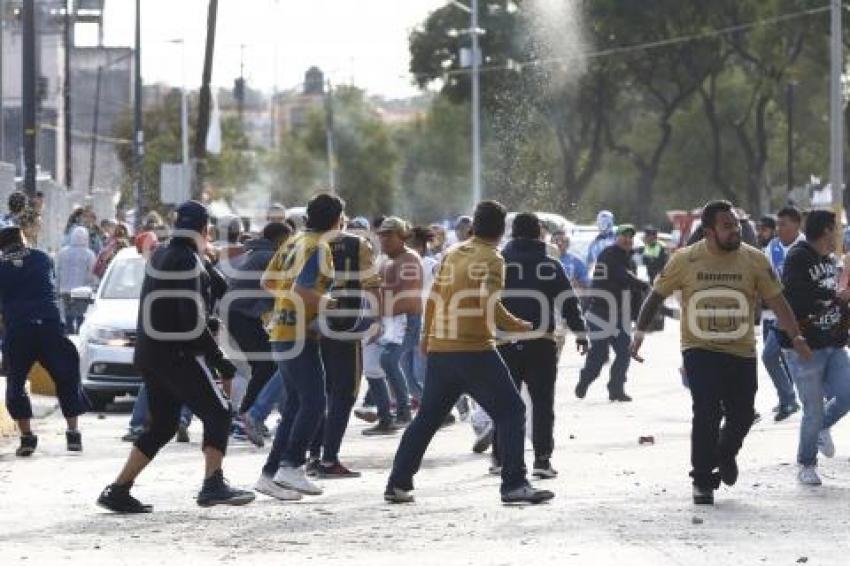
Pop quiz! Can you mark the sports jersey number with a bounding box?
[278,310,298,326]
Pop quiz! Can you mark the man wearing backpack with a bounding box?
[306,225,379,478]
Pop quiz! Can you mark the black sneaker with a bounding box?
[395,410,413,426]
[362,420,399,436]
[719,457,738,486]
[501,484,555,504]
[316,462,362,479]
[66,430,82,452]
[472,427,494,454]
[97,483,153,514]
[196,470,256,507]
[305,458,321,477]
[693,485,714,505]
[609,392,633,402]
[532,459,558,479]
[384,485,414,503]
[16,433,38,457]
[175,424,190,443]
[122,428,145,443]
[575,380,590,399]
[774,403,800,422]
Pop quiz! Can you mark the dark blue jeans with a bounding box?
[309,338,361,464]
[388,350,529,494]
[761,319,797,407]
[399,314,423,400]
[579,319,631,394]
[262,340,327,475]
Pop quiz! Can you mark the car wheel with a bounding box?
[86,391,113,412]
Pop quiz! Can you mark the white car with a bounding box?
[76,247,146,410]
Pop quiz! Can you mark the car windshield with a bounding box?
[100,257,145,300]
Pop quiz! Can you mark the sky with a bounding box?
[77,0,447,99]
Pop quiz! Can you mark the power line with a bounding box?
[421,4,832,81]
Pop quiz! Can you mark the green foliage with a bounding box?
[113,88,256,212]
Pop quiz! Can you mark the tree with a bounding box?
[113,88,256,213]
[268,86,399,218]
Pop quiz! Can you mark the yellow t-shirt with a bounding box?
[653,240,783,358]
[263,231,334,342]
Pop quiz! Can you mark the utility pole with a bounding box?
[22,0,37,196]
[236,43,245,125]
[786,82,795,197]
[471,0,481,207]
[88,65,102,194]
[325,79,336,193]
[194,0,218,200]
[133,0,144,228]
[830,0,843,219]
[0,0,5,163]
[64,0,73,190]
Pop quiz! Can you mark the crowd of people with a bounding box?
[2,188,850,511]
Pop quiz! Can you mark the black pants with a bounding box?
[3,321,89,420]
[227,311,277,414]
[135,353,232,460]
[493,338,558,462]
[309,338,361,463]
[683,349,758,489]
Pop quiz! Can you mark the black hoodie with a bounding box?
[501,238,586,336]
[779,240,846,349]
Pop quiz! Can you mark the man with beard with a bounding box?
[631,200,810,505]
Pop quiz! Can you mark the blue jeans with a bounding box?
[129,383,192,431]
[785,347,850,466]
[400,314,423,400]
[579,319,631,394]
[247,370,283,423]
[762,320,797,406]
[388,350,529,494]
[262,340,327,475]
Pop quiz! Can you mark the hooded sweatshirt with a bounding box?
[56,226,97,293]
[501,238,586,337]
[0,244,62,329]
[226,237,279,319]
[779,240,845,349]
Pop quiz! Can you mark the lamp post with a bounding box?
[448,0,484,208]
[829,0,843,219]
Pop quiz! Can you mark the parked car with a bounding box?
[76,247,145,410]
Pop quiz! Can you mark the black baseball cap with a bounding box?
[174,200,210,232]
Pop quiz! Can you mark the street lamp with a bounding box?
[447,0,484,208]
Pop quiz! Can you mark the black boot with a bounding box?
[16,433,38,457]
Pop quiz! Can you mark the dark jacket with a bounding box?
[779,241,846,349]
[0,246,62,330]
[587,244,648,321]
[225,237,278,320]
[134,237,227,368]
[501,238,586,336]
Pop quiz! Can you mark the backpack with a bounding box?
[321,233,375,335]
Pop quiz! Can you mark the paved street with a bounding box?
[2,324,850,565]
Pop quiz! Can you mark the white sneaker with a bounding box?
[798,465,822,486]
[255,474,302,501]
[818,429,836,458]
[273,465,323,495]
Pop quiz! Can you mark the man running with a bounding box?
[384,200,554,505]
[631,200,810,505]
[778,210,850,486]
[256,193,344,500]
[97,201,254,513]
[0,223,89,457]
[762,206,805,421]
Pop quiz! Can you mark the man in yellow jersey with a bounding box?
[631,200,811,505]
[255,193,343,500]
[385,200,554,505]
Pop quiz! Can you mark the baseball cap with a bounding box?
[174,200,210,232]
[348,216,370,231]
[616,224,636,236]
[643,225,658,235]
[378,216,409,235]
